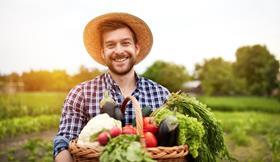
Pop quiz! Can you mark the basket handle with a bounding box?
[121,96,145,146]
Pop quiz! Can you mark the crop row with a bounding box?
[0,92,66,119]
[214,111,280,161]
[0,114,60,140]
[1,93,279,120]
[199,96,280,113]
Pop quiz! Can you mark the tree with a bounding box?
[233,45,280,95]
[49,70,72,91]
[22,70,53,91]
[142,60,190,92]
[71,65,102,86]
[22,70,72,91]
[2,65,103,92]
[6,72,21,82]
[195,57,246,95]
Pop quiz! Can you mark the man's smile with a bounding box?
[113,56,129,62]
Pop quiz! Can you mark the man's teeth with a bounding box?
[114,57,128,62]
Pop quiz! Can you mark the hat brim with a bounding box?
[83,12,153,65]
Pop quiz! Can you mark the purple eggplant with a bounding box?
[100,90,123,120]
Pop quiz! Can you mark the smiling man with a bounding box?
[53,12,170,162]
[102,25,139,75]
[101,22,140,97]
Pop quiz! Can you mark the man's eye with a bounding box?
[106,44,115,49]
[122,42,131,46]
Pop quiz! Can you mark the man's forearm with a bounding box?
[55,150,73,162]
[53,135,71,159]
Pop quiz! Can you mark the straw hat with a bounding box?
[83,12,153,65]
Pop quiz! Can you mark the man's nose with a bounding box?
[114,44,124,54]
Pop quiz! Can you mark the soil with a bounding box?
[0,129,57,150]
[0,129,57,162]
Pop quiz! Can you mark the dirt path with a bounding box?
[0,129,57,150]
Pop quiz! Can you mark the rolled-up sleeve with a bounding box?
[53,86,88,158]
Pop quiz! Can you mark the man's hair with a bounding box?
[99,21,138,44]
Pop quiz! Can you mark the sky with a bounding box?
[0,0,280,75]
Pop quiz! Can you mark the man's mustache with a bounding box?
[110,53,131,60]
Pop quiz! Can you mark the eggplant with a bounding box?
[100,90,124,121]
[100,90,116,117]
[131,106,152,126]
[142,106,152,117]
[157,115,179,147]
[114,106,124,121]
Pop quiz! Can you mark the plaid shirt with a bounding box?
[53,72,170,157]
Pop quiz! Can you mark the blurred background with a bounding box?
[0,0,279,161]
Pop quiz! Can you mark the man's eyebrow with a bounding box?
[104,41,114,45]
[121,38,133,42]
[104,38,133,44]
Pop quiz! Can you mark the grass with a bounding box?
[214,111,280,162]
[198,96,280,113]
[0,138,53,162]
[0,114,60,140]
[0,92,66,119]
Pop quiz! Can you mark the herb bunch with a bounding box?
[100,135,155,162]
[165,92,233,162]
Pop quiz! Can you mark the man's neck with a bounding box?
[109,69,136,97]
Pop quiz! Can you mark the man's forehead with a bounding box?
[102,28,135,42]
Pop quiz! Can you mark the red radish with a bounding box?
[122,125,137,134]
[97,131,110,145]
[110,127,122,137]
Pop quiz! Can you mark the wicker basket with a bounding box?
[69,96,189,162]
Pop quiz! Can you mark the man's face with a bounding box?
[102,27,140,75]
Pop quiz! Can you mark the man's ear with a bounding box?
[135,44,140,56]
[101,49,105,59]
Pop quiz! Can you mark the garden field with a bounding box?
[0,92,279,162]
[198,96,280,113]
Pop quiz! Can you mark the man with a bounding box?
[53,12,170,162]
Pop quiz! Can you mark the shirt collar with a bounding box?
[104,71,142,90]
[104,72,118,90]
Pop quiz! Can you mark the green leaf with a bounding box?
[126,142,142,161]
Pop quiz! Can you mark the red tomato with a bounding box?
[144,132,157,147]
[122,125,137,134]
[143,117,158,134]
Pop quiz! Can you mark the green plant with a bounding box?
[0,115,59,139]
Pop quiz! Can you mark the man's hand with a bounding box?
[55,150,73,162]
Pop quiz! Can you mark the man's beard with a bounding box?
[106,53,136,75]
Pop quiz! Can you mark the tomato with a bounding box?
[144,132,157,147]
[122,125,137,134]
[143,117,158,134]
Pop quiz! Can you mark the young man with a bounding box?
[53,12,170,162]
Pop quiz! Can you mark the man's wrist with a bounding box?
[55,149,73,162]
[54,147,68,157]
[53,135,70,158]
